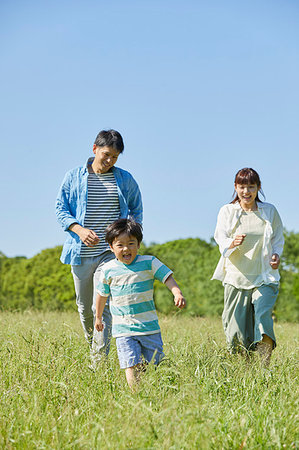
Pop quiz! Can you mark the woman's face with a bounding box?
[234,183,259,210]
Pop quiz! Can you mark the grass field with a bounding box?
[0,311,298,449]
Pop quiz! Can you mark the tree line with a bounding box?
[0,232,298,322]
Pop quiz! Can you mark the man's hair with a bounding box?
[105,219,143,245]
[94,129,124,153]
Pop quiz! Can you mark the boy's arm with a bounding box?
[95,293,108,331]
[164,275,186,309]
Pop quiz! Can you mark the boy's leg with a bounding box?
[116,336,143,388]
[252,284,279,366]
[125,366,140,390]
[137,333,165,365]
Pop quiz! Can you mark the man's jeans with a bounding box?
[71,251,115,356]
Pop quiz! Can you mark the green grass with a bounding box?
[0,312,298,449]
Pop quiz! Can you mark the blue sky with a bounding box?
[0,0,298,258]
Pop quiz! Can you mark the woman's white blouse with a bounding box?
[212,202,284,285]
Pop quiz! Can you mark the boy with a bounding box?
[95,219,186,389]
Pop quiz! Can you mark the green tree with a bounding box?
[276,231,299,321]
[0,232,298,322]
[145,238,223,316]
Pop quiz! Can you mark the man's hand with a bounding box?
[69,223,100,247]
[270,253,280,270]
[78,228,100,247]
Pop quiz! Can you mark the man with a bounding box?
[56,129,143,362]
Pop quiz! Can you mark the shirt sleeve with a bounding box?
[127,174,143,225]
[96,270,111,297]
[55,170,80,231]
[151,257,173,283]
[214,205,237,258]
[271,206,284,257]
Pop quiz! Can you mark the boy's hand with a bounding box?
[95,317,104,332]
[164,275,186,309]
[174,293,186,309]
[270,253,280,270]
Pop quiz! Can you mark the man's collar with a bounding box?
[85,157,116,173]
[86,157,94,167]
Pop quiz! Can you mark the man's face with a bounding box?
[92,145,120,173]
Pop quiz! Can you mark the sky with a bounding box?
[0,0,298,258]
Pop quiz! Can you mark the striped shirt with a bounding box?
[96,255,173,337]
[80,171,120,257]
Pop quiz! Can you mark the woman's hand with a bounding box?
[270,253,280,270]
[230,234,246,249]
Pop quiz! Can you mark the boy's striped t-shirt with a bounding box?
[96,255,173,337]
[80,171,120,257]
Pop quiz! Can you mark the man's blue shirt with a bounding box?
[56,158,143,265]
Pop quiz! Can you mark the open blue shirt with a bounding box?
[56,157,143,265]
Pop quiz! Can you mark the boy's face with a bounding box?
[110,233,140,265]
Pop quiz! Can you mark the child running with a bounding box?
[212,168,284,366]
[95,219,186,389]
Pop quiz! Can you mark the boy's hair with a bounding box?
[105,219,143,245]
[94,129,124,153]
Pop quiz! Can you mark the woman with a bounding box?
[212,168,284,365]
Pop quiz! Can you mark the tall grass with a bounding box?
[0,311,298,449]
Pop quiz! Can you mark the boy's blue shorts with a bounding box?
[116,332,165,369]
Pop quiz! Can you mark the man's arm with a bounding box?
[127,176,143,224]
[56,171,99,246]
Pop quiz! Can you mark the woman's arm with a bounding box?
[270,207,284,257]
[214,206,238,257]
[269,206,284,269]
